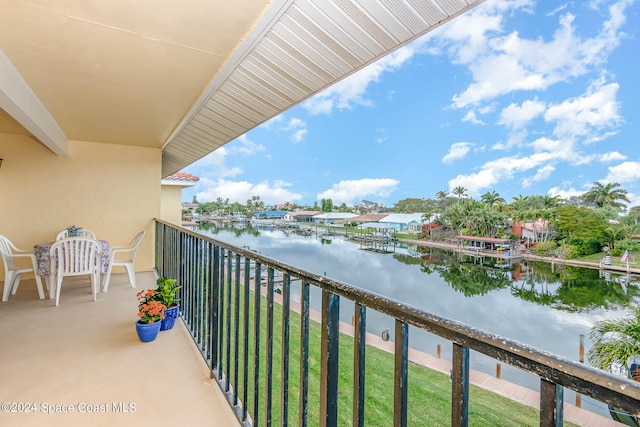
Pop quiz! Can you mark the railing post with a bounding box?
[540,379,563,427]
[394,320,408,427]
[451,343,469,427]
[353,303,366,427]
[281,274,291,426]
[320,290,339,427]
[210,245,220,377]
[225,250,233,396]
[299,281,310,427]
[241,257,251,422]
[253,262,262,425]
[232,254,241,410]
[265,268,275,426]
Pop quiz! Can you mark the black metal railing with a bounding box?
[154,219,640,426]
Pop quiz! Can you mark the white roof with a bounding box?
[313,212,358,220]
[379,213,425,224]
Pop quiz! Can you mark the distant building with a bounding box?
[511,219,548,242]
[255,210,288,219]
[311,212,358,225]
[377,213,425,233]
[182,202,199,213]
[283,211,320,222]
[351,213,389,223]
[161,172,199,226]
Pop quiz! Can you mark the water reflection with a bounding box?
[400,247,640,312]
[195,222,640,415]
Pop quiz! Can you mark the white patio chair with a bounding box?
[0,235,45,301]
[56,228,96,240]
[49,237,101,306]
[102,231,145,292]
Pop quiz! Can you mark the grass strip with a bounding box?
[210,279,578,426]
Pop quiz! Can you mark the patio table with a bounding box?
[34,240,110,296]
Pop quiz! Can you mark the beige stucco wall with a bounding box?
[161,185,183,226]
[0,133,161,280]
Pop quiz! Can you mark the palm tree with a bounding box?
[542,195,562,209]
[436,190,449,200]
[480,191,505,207]
[582,182,630,210]
[452,186,467,199]
[603,226,628,250]
[588,306,640,376]
[510,194,529,212]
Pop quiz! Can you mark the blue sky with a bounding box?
[183,0,640,209]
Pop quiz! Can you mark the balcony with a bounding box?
[3,221,639,427]
[0,272,239,426]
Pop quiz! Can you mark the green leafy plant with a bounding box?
[152,277,181,308]
[588,306,640,376]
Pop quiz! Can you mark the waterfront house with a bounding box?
[283,210,320,223]
[351,213,390,224]
[311,212,358,225]
[254,209,288,220]
[378,213,426,233]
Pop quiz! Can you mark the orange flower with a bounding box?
[137,289,166,324]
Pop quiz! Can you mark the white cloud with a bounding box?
[522,165,555,187]
[499,99,546,129]
[283,117,308,143]
[233,134,266,155]
[302,45,415,115]
[603,161,640,184]
[431,0,632,108]
[259,114,284,130]
[447,150,570,196]
[461,110,485,125]
[196,179,303,205]
[626,192,640,209]
[317,178,399,205]
[600,151,626,162]
[186,134,265,179]
[547,3,572,16]
[291,129,308,143]
[544,77,621,139]
[442,142,474,164]
[284,117,304,131]
[548,185,585,199]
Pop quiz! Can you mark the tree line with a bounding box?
[188,182,640,259]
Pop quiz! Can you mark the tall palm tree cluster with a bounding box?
[422,182,637,259]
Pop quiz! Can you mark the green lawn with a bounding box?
[216,281,578,426]
[577,251,638,267]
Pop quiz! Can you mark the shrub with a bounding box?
[616,238,640,253]
[532,241,558,257]
[564,239,601,258]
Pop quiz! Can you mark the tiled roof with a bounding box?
[164,171,199,182]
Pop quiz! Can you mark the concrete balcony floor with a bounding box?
[0,272,239,427]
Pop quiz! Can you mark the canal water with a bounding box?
[195,222,640,417]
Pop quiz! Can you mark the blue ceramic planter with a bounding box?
[161,305,179,331]
[136,320,161,342]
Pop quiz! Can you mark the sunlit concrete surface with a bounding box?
[0,272,239,427]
